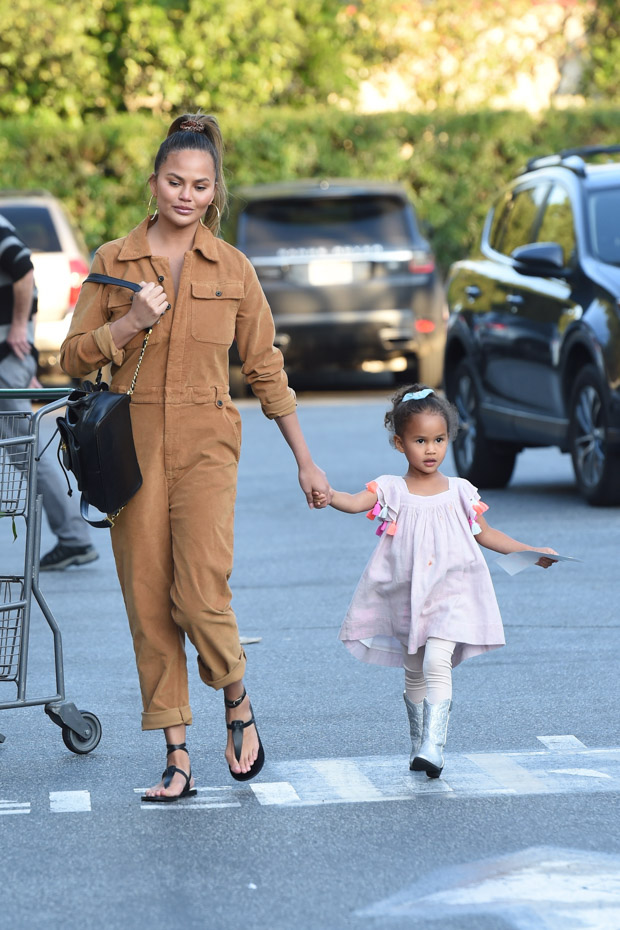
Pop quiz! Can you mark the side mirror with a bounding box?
[511,242,566,276]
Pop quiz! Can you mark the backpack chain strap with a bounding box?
[127,328,153,396]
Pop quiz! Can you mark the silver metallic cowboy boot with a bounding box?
[411,698,452,779]
[403,692,424,769]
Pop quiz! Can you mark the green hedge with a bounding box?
[2,106,620,271]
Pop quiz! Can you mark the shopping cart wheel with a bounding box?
[61,710,102,755]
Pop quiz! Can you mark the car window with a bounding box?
[494,184,549,257]
[537,184,576,266]
[0,205,62,252]
[587,187,620,266]
[238,195,414,254]
[487,191,512,252]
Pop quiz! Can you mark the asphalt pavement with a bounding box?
[1,389,618,930]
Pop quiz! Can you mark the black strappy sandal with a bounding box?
[225,689,265,782]
[141,742,198,803]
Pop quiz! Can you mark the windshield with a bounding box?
[0,205,61,252]
[587,188,620,265]
[239,195,414,255]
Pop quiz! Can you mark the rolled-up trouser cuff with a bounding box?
[141,704,193,731]
[197,650,246,690]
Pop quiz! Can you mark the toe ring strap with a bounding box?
[227,714,256,761]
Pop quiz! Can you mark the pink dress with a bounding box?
[338,475,505,668]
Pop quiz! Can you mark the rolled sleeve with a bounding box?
[235,258,297,419]
[93,322,126,368]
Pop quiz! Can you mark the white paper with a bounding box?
[494,550,582,576]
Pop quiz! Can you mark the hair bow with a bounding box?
[401,388,434,402]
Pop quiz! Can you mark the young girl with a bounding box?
[316,385,556,778]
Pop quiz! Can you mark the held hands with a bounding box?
[129,281,170,331]
[312,490,329,509]
[298,463,332,509]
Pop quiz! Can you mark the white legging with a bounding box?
[403,638,456,704]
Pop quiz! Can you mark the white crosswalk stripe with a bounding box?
[2,736,619,817]
[0,800,30,816]
[133,736,620,809]
[49,790,91,813]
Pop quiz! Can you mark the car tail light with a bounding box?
[415,319,436,334]
[69,258,89,310]
[408,251,435,274]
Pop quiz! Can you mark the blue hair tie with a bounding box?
[401,388,434,402]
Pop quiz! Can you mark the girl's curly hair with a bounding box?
[384,384,459,447]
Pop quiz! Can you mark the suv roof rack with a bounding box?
[525,145,620,176]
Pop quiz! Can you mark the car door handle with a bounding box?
[465,285,481,300]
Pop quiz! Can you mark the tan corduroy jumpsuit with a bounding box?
[61,218,296,730]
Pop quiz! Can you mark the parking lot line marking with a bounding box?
[140,798,241,811]
[49,790,91,813]
[251,781,301,805]
[466,753,550,793]
[0,801,30,815]
[4,737,619,821]
[537,735,588,751]
[139,785,242,810]
[309,759,385,802]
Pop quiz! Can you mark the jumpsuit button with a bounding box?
[215,290,222,297]
[166,304,171,310]
[158,275,164,282]
[216,400,224,408]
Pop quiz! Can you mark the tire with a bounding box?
[569,365,620,505]
[61,710,102,755]
[447,360,517,488]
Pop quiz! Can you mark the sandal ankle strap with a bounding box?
[166,742,189,755]
[224,688,247,709]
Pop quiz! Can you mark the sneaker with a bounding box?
[39,543,99,571]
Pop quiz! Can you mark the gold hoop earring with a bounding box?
[200,202,221,227]
[147,194,158,219]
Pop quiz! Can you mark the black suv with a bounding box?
[444,145,620,505]
[226,180,446,387]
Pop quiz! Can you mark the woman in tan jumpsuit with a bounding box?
[61,113,331,801]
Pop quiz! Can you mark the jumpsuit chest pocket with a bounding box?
[190,281,242,345]
[106,287,164,347]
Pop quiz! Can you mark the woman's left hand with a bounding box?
[298,463,332,509]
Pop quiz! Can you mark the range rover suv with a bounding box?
[443,145,620,505]
[226,180,447,388]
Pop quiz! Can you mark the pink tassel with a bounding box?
[386,521,397,536]
[376,520,388,536]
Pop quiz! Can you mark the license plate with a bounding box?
[308,260,353,286]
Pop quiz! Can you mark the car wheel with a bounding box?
[448,360,517,488]
[569,365,620,505]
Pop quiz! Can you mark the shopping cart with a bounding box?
[0,388,101,753]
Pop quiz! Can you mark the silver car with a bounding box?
[0,191,90,381]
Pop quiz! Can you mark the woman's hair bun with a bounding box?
[167,113,209,137]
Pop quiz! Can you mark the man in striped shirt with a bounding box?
[0,213,98,569]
